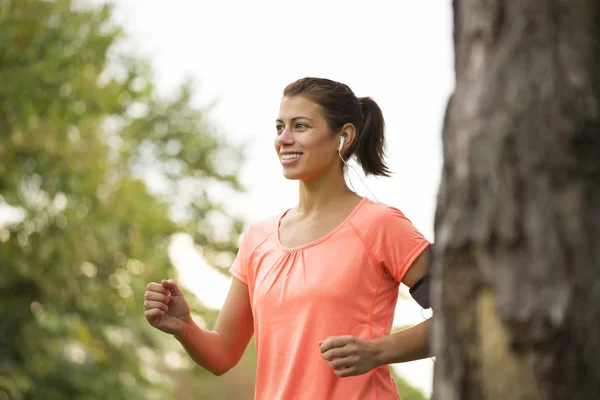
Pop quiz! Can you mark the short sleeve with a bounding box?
[229,229,251,285]
[371,207,431,283]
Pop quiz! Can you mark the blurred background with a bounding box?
[0,0,453,399]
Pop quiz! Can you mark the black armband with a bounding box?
[409,275,432,310]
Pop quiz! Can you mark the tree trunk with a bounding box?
[431,1,600,399]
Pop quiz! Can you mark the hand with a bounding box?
[318,335,381,377]
[144,279,191,336]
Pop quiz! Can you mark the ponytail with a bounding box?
[356,97,391,177]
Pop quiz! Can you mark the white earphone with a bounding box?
[338,136,345,152]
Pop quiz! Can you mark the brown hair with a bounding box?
[283,77,391,177]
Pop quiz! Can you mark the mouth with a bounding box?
[280,153,303,165]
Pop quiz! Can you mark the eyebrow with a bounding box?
[276,116,313,123]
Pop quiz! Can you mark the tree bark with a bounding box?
[431,1,600,399]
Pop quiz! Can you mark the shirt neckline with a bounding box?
[275,197,369,252]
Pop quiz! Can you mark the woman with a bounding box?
[144,77,433,399]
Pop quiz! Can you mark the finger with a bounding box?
[144,291,169,303]
[162,279,184,296]
[328,356,357,370]
[145,308,165,319]
[322,347,348,361]
[320,335,354,353]
[146,282,169,294]
[144,300,169,312]
[335,366,359,378]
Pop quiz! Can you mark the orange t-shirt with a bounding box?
[230,197,430,400]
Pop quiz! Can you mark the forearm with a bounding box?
[174,320,234,376]
[372,318,431,366]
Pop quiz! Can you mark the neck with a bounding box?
[297,168,358,214]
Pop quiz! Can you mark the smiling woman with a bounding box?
[145,77,433,400]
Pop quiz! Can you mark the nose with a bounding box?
[276,126,295,146]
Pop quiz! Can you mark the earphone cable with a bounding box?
[338,151,380,203]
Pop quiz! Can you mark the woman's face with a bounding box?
[274,95,340,181]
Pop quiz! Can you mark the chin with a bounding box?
[281,165,312,181]
[282,167,322,182]
[282,171,303,181]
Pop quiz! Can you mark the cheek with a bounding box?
[308,136,335,157]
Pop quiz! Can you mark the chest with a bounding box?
[248,229,387,314]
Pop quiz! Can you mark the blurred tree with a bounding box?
[0,0,246,398]
[432,1,600,399]
[0,1,428,399]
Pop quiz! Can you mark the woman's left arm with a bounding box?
[319,245,433,377]
[372,243,433,363]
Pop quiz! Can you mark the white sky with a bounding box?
[113,1,455,396]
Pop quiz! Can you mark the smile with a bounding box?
[280,153,303,165]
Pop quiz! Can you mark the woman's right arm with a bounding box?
[175,277,253,375]
[145,277,253,376]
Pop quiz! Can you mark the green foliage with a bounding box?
[392,369,427,400]
[0,0,244,398]
[0,1,427,399]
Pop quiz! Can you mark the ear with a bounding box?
[339,123,357,152]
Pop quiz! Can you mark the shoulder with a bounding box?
[246,214,279,235]
[350,199,424,238]
[351,199,430,281]
[239,211,281,251]
[353,198,414,225]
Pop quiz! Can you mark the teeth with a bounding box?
[282,153,302,160]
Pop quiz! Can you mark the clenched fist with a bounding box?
[144,279,190,336]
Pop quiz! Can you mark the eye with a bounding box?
[276,125,284,134]
[295,123,308,129]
